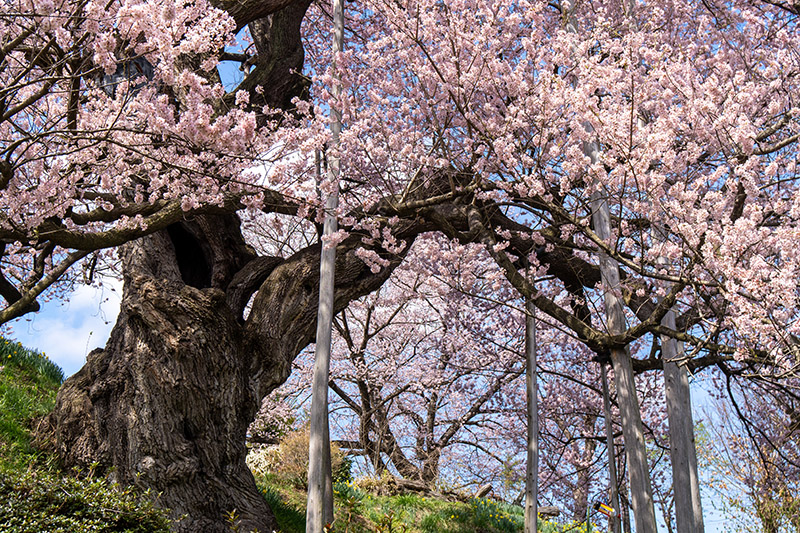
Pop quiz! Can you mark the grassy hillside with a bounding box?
[0,339,63,469]
[257,475,530,533]
[0,338,171,533]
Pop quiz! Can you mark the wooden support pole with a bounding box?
[525,297,539,533]
[600,360,621,533]
[560,3,658,526]
[306,0,343,529]
[590,176,658,533]
[655,225,704,533]
[662,315,705,533]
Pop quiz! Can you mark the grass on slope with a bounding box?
[255,473,596,533]
[0,337,171,533]
[0,339,62,470]
[247,427,603,533]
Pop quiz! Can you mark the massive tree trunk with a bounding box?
[39,212,414,532]
[42,218,274,532]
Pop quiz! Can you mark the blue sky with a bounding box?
[8,281,121,377]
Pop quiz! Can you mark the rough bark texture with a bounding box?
[39,212,416,532]
[211,0,300,29]
[228,0,312,118]
[42,219,275,532]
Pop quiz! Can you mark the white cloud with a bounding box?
[8,280,122,378]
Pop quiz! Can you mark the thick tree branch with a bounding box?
[211,0,303,29]
[0,249,89,324]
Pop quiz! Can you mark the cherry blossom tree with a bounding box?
[3,0,800,531]
[325,236,525,485]
[1,1,409,530]
[312,0,800,529]
[8,2,519,530]
[702,373,800,532]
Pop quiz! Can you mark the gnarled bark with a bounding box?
[39,212,418,532]
[42,219,273,532]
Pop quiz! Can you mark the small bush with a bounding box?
[248,427,347,488]
[353,473,405,497]
[246,443,282,479]
[0,467,171,533]
[334,452,354,484]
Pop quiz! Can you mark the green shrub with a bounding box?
[0,467,171,533]
[328,481,369,533]
[334,452,353,484]
[419,497,523,533]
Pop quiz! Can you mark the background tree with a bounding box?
[317,0,800,525]
[702,377,800,533]
[296,235,526,489]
